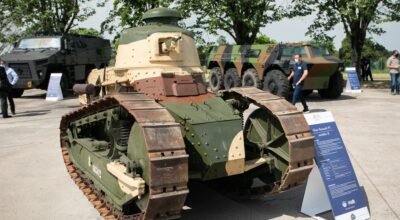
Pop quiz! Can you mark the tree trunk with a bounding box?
[349,31,366,78]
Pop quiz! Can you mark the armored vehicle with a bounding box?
[1,34,111,97]
[207,44,345,98]
[60,8,314,219]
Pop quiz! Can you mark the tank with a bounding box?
[60,8,315,219]
[207,44,345,99]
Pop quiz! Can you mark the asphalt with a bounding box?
[0,89,399,220]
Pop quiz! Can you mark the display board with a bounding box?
[46,73,63,101]
[345,67,362,93]
[302,111,370,220]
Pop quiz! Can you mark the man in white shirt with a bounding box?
[0,58,19,114]
[386,50,400,95]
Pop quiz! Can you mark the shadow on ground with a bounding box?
[181,181,335,220]
[13,110,51,117]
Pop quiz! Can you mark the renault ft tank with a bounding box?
[60,8,315,220]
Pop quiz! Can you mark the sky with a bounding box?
[80,1,400,51]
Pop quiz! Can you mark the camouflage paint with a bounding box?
[207,44,344,90]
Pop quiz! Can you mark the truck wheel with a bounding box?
[242,68,261,88]
[318,72,344,99]
[224,68,241,89]
[263,69,290,97]
[11,89,24,98]
[209,67,224,92]
[302,89,313,97]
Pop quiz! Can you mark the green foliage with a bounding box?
[308,39,336,55]
[100,0,173,35]
[0,0,97,43]
[69,28,101,37]
[291,0,400,73]
[340,36,390,66]
[176,0,284,44]
[254,34,277,45]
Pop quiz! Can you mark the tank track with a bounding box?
[60,93,188,220]
[222,87,314,196]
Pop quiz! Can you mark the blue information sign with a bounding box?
[305,112,370,220]
[346,68,362,92]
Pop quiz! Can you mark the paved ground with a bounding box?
[0,89,399,220]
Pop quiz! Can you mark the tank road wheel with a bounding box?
[242,68,261,88]
[209,67,224,92]
[220,87,315,198]
[263,69,290,98]
[223,68,241,90]
[318,72,344,99]
[11,89,24,98]
[60,94,189,219]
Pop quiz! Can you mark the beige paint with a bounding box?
[107,162,145,199]
[86,32,204,94]
[244,158,268,172]
[225,131,246,176]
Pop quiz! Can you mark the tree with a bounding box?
[100,0,173,35]
[176,0,284,44]
[340,36,390,67]
[292,0,400,74]
[254,34,277,44]
[69,28,101,37]
[0,0,97,43]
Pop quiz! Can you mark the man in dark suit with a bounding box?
[0,65,11,118]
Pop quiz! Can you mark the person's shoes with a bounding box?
[3,115,12,118]
[303,108,310,113]
[11,111,15,115]
[392,92,396,95]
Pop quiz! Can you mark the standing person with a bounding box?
[386,50,400,95]
[361,57,367,81]
[364,56,373,81]
[288,54,309,112]
[0,59,18,114]
[0,64,12,118]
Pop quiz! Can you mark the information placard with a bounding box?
[345,67,362,93]
[302,111,370,220]
[46,73,63,101]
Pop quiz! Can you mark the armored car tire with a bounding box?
[209,67,224,92]
[242,68,261,88]
[263,69,290,98]
[302,89,313,97]
[318,72,344,99]
[223,68,241,90]
[11,89,24,98]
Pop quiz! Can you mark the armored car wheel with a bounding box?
[242,68,261,88]
[209,67,224,92]
[223,68,241,89]
[318,72,344,99]
[263,69,290,98]
[11,89,24,98]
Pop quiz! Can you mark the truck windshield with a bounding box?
[282,46,308,57]
[17,37,61,49]
[311,47,330,57]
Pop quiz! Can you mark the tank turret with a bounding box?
[84,7,205,100]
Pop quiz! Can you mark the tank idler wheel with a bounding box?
[209,67,224,92]
[223,68,241,90]
[242,68,261,88]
